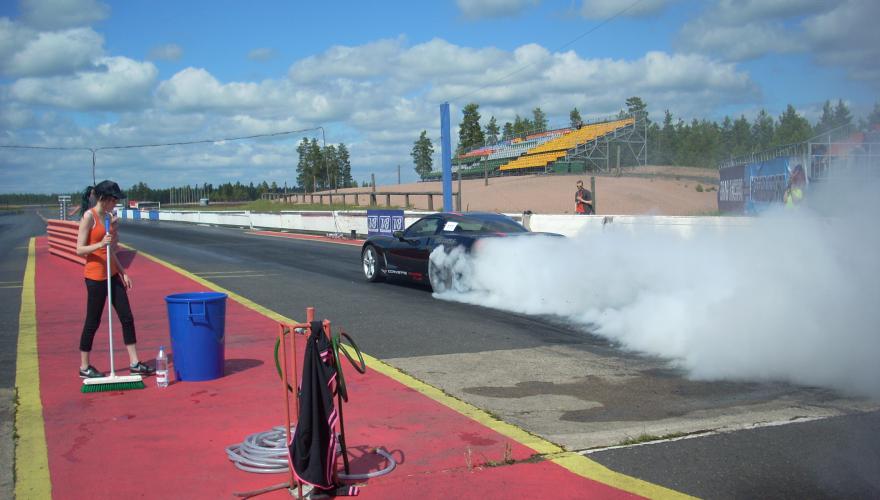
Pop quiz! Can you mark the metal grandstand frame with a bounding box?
[718,123,879,184]
[563,111,647,173]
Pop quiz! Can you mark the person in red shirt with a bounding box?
[75,180,154,379]
[575,180,593,214]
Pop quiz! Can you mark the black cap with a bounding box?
[94,180,125,199]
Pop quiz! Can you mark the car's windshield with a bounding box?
[404,217,441,236]
[444,216,527,234]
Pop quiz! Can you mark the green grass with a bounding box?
[618,431,688,446]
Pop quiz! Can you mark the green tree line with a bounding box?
[426,98,880,176]
[295,138,355,192]
[126,180,296,203]
[0,193,61,205]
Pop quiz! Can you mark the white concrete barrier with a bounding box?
[121,209,751,238]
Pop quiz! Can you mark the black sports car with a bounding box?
[360,212,559,291]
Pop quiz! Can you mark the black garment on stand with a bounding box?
[290,321,338,490]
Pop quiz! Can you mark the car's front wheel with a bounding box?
[362,245,384,282]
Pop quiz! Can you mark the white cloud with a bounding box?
[700,0,827,25]
[677,0,880,87]
[678,19,806,61]
[20,0,109,30]
[801,0,880,85]
[157,67,267,112]
[2,27,104,77]
[148,43,183,61]
[10,56,157,110]
[247,47,274,61]
[580,0,676,19]
[289,38,404,83]
[3,36,757,191]
[456,0,540,19]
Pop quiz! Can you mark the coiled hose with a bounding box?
[226,426,396,479]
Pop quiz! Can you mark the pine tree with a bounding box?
[774,104,812,146]
[532,107,547,131]
[295,138,311,191]
[512,115,524,136]
[337,143,353,187]
[833,99,853,130]
[458,103,484,152]
[720,116,734,158]
[659,110,675,165]
[309,138,323,191]
[625,96,648,120]
[411,130,434,180]
[867,103,880,129]
[569,107,582,128]
[815,100,835,136]
[502,122,513,140]
[751,109,775,151]
[485,116,500,145]
[732,115,751,157]
[323,144,338,190]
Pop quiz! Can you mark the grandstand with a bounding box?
[424,113,646,181]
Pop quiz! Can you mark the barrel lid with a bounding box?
[165,292,228,302]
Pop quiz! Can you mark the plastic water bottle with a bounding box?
[156,345,168,388]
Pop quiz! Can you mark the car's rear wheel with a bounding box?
[362,245,384,282]
[428,260,451,293]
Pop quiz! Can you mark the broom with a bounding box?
[82,214,145,393]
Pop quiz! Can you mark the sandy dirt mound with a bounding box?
[293,166,720,215]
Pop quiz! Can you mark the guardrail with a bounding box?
[119,209,753,239]
[46,219,85,265]
[261,191,460,211]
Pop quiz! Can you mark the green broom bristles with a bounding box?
[81,380,146,393]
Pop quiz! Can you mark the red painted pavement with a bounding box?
[33,236,640,499]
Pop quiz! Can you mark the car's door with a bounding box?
[386,216,442,278]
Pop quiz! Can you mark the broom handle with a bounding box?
[105,214,115,376]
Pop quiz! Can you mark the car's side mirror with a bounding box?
[393,230,405,240]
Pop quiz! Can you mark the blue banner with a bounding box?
[367,209,404,236]
[746,156,790,213]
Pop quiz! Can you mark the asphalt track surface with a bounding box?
[4,211,880,498]
[116,218,880,499]
[0,209,46,500]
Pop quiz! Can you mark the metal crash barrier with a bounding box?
[46,219,85,265]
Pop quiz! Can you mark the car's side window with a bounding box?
[405,218,440,237]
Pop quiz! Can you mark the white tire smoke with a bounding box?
[429,186,880,399]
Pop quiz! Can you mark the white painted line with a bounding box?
[581,415,831,454]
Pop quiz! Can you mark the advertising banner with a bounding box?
[718,164,746,213]
[746,156,790,213]
[367,209,404,237]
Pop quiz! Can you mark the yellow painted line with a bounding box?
[129,244,692,500]
[195,274,268,279]
[15,238,51,499]
[195,271,260,276]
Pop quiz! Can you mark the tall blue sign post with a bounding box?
[440,102,453,212]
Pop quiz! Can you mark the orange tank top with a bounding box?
[84,208,119,281]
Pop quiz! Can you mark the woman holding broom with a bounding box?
[75,180,154,379]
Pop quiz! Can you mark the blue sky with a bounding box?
[1,0,878,193]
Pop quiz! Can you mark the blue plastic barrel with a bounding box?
[164,292,227,381]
